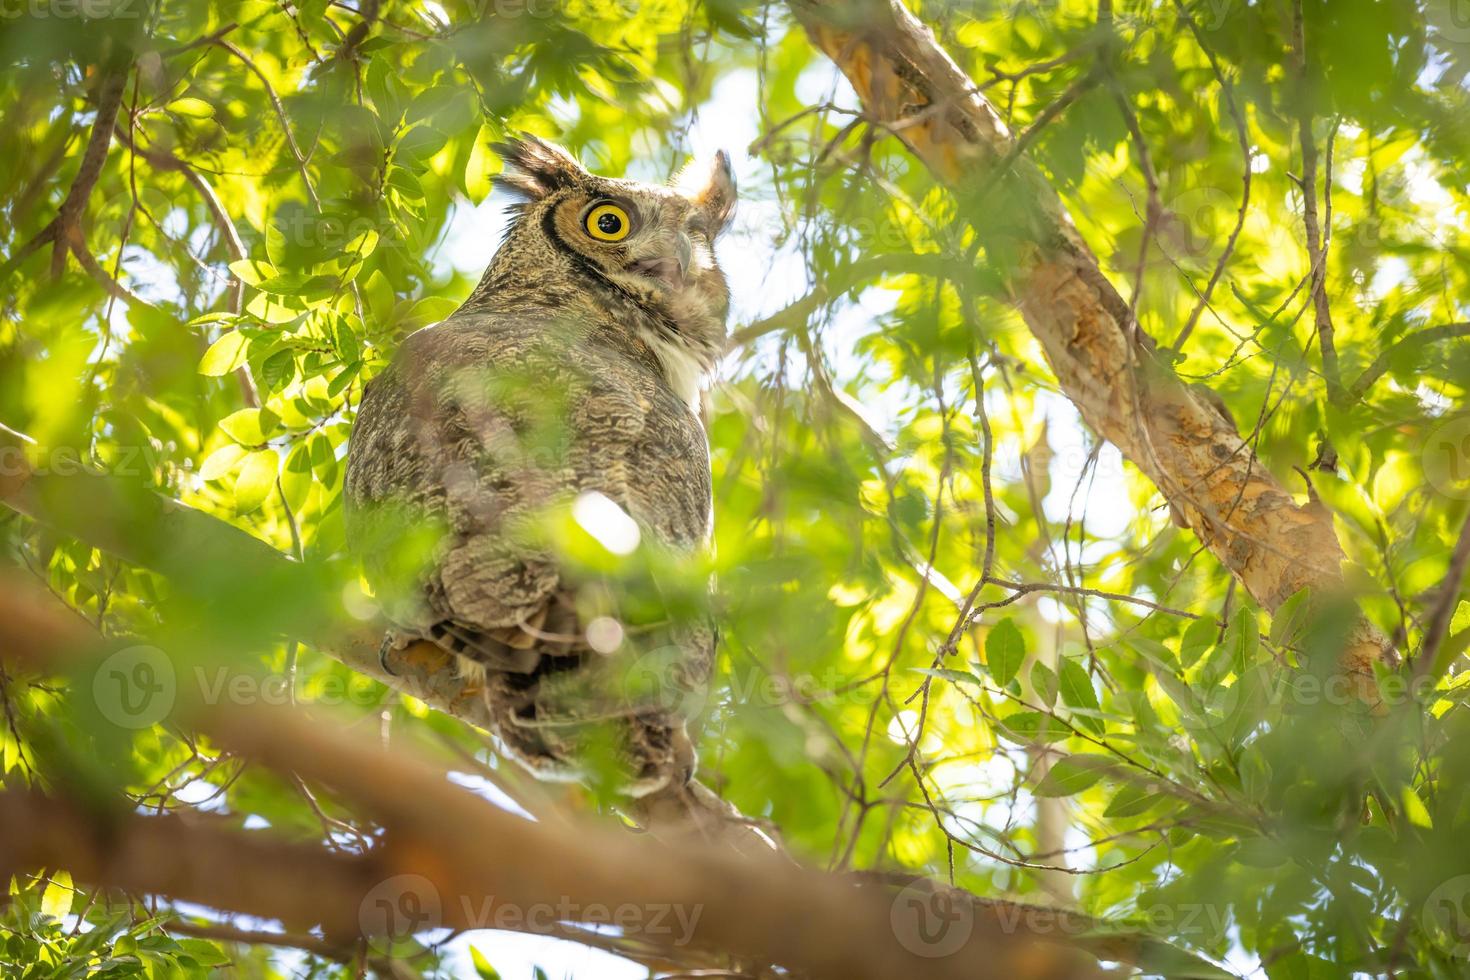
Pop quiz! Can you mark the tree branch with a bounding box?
[0,48,129,286]
[1414,514,1470,681]
[0,422,772,851]
[725,253,960,351]
[1347,322,1470,402]
[112,124,259,406]
[788,0,1391,688]
[1290,0,1341,404]
[68,237,158,311]
[0,582,1137,980]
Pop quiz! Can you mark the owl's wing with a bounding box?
[345,313,646,654]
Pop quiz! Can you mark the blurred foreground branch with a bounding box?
[0,421,771,849]
[0,577,1155,980]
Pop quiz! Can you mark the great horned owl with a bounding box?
[344,135,735,796]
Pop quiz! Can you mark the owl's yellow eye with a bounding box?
[584,203,631,242]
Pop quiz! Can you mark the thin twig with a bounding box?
[1168,0,1252,354]
[1347,322,1470,402]
[1414,515,1470,681]
[212,38,323,211]
[0,55,130,284]
[1290,0,1340,403]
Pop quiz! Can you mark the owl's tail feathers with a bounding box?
[374,622,543,678]
[429,620,541,674]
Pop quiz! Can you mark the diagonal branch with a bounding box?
[787,0,1391,687]
[0,55,131,285]
[112,123,259,407]
[68,237,158,311]
[1347,322,1470,403]
[1289,0,1341,404]
[0,581,1149,980]
[1414,515,1470,681]
[0,422,768,851]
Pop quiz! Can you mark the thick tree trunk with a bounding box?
[789,0,1388,688]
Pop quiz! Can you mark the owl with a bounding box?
[344,135,735,797]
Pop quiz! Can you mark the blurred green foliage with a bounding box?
[1,0,1469,977]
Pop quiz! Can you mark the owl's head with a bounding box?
[484,135,737,386]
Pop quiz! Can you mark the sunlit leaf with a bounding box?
[984,618,1026,686]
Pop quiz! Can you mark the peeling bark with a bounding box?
[790,0,1388,686]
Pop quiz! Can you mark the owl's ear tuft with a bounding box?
[491,135,585,199]
[675,150,737,236]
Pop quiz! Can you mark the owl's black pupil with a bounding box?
[596,212,622,235]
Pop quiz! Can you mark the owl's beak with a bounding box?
[628,231,694,291]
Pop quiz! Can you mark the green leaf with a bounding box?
[363,269,397,323]
[280,441,313,513]
[260,349,297,392]
[1103,784,1162,818]
[333,317,361,362]
[984,618,1026,686]
[994,711,1068,744]
[309,431,339,485]
[1058,658,1100,716]
[234,450,279,513]
[256,272,337,297]
[465,124,498,205]
[167,97,214,118]
[40,872,72,919]
[397,125,448,165]
[1270,587,1314,647]
[228,259,275,286]
[1452,599,1470,636]
[469,947,501,980]
[177,939,231,967]
[1227,607,1260,673]
[1029,660,1056,707]
[1401,787,1433,828]
[385,167,425,201]
[915,667,983,686]
[328,361,361,397]
[199,331,250,376]
[219,408,280,445]
[1178,615,1216,669]
[198,443,246,481]
[1034,754,1112,797]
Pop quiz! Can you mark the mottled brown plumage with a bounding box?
[344,136,735,795]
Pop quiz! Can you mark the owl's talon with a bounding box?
[377,632,402,677]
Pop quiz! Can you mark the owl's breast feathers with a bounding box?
[344,303,713,793]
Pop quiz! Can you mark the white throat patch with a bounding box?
[642,328,708,411]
